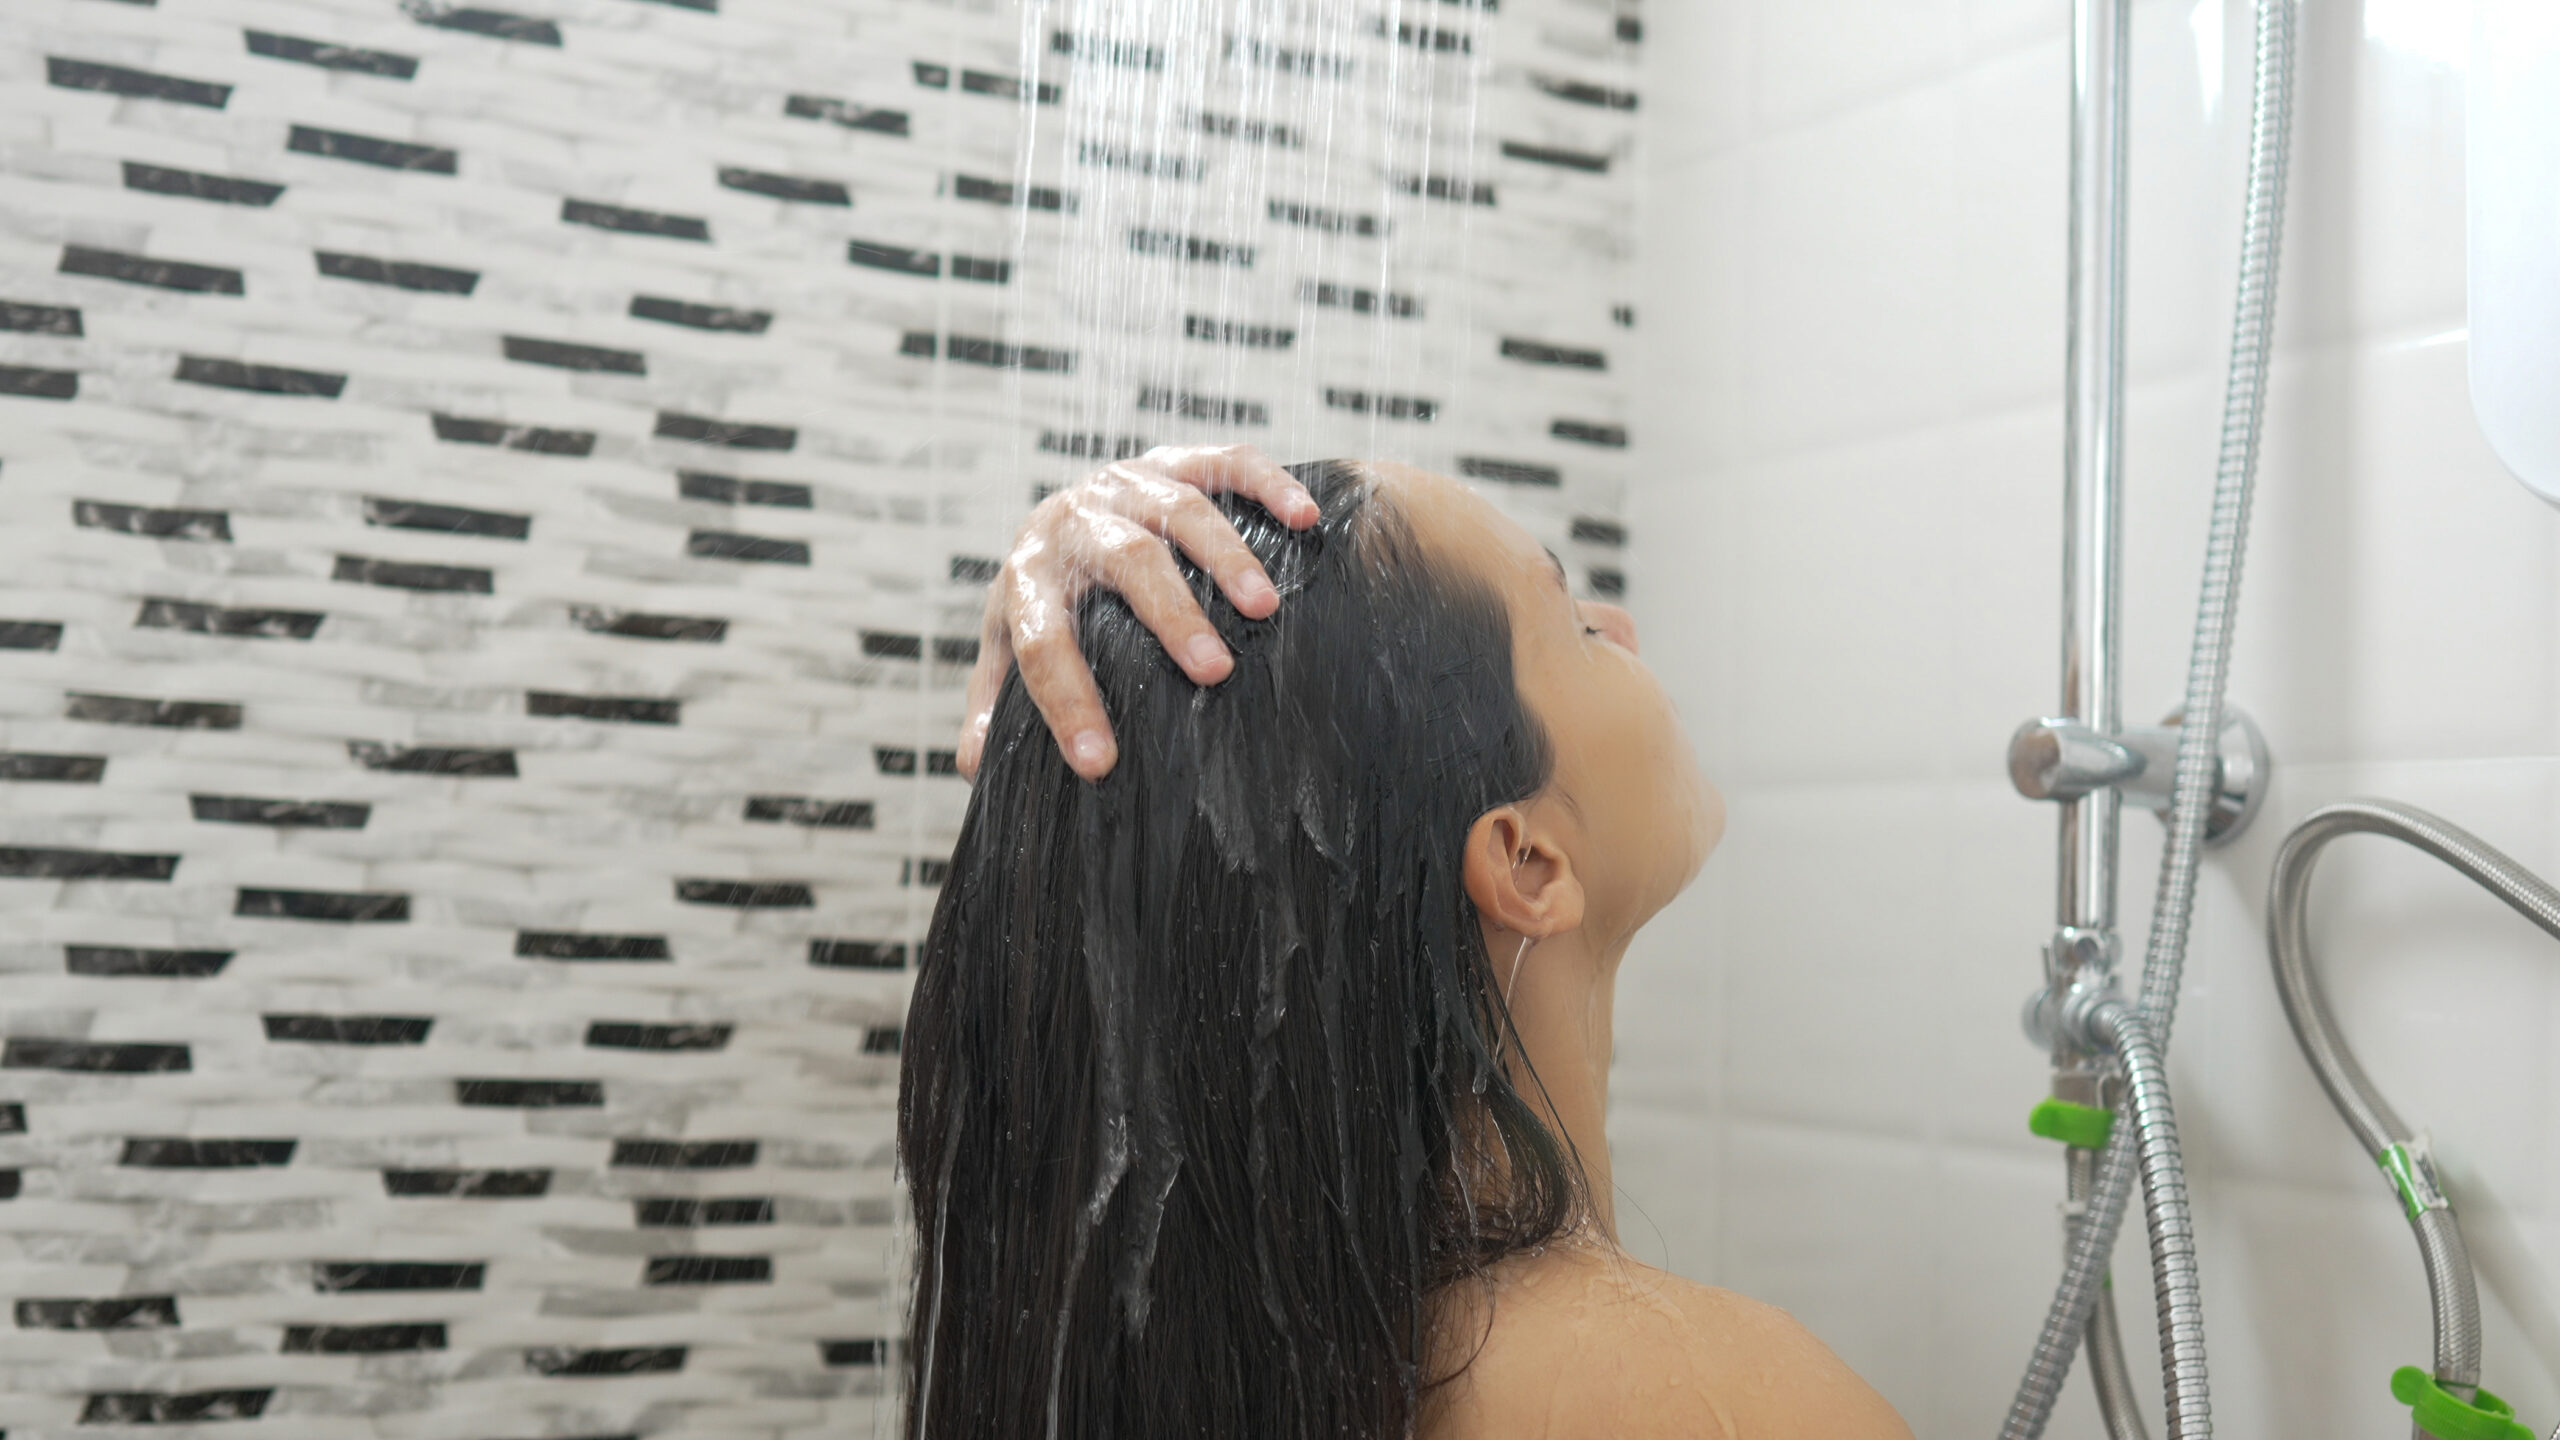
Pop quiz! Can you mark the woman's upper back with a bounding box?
[1422,1243,1914,1440]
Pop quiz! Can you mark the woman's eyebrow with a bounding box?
[1542,547,1570,591]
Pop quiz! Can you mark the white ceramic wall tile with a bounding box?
[1624,0,2560,1428]
[1748,0,1963,136]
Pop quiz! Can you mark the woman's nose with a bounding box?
[1586,601,1638,655]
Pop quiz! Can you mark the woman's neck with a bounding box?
[1496,929,1620,1240]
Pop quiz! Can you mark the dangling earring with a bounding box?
[1503,934,1532,1010]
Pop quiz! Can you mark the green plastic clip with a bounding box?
[2028,1097,2114,1150]
[2391,1366,2534,1440]
[2378,1142,2452,1220]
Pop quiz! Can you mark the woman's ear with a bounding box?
[1462,804,1586,939]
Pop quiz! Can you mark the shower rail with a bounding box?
[2268,799,2560,1439]
[2003,0,2299,1437]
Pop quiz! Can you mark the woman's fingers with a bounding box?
[1143,443,1319,529]
[1008,585,1118,781]
[955,602,1013,782]
[1113,475,1284,620]
[1083,510,1235,681]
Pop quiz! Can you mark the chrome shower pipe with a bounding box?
[2053,0,2131,979]
[2007,0,2299,1435]
[2269,800,2560,1422]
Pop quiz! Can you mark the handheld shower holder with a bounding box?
[2008,705,2270,847]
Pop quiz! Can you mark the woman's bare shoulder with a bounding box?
[1422,1242,1913,1440]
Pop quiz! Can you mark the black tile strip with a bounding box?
[1501,139,1610,173]
[0,847,178,880]
[66,692,242,728]
[949,555,1000,584]
[630,295,771,332]
[1301,279,1420,317]
[457,1078,602,1106]
[175,355,348,396]
[3,1039,189,1073]
[430,413,596,455]
[383,1167,551,1197]
[912,62,949,88]
[782,94,911,136]
[1320,388,1437,421]
[234,888,411,922]
[411,6,562,45]
[1531,74,1636,109]
[654,412,796,450]
[1137,387,1268,425]
[283,1323,447,1353]
[314,1262,486,1292]
[1590,567,1626,598]
[0,620,64,650]
[643,1255,769,1284]
[332,554,494,593]
[717,166,850,206]
[962,69,1058,102]
[873,746,917,775]
[0,1170,20,1198]
[527,692,680,724]
[122,161,283,206]
[567,605,727,642]
[265,1014,432,1044]
[898,332,1076,372]
[347,741,517,775]
[951,174,1071,212]
[316,250,477,293]
[809,939,905,970]
[1127,229,1254,266]
[862,1026,902,1053]
[1499,337,1607,370]
[1,1102,26,1133]
[0,299,82,335]
[925,748,960,774]
[935,636,978,664]
[744,796,874,828]
[0,365,77,400]
[287,125,457,173]
[686,530,809,564]
[610,1139,756,1168]
[363,497,529,538]
[1571,517,1628,546]
[46,57,232,107]
[1265,198,1380,236]
[676,471,809,507]
[245,30,420,78]
[952,254,1009,283]
[1050,29,1164,68]
[860,631,920,659]
[136,597,325,639]
[75,500,231,540]
[82,1392,274,1424]
[563,198,709,241]
[821,1339,893,1366]
[17,1296,181,1329]
[516,931,669,961]
[585,1022,732,1051]
[502,335,645,373]
[635,1196,773,1226]
[1184,314,1295,348]
[66,945,230,976]
[527,1346,687,1376]
[193,794,371,830]
[119,1137,294,1167]
[1551,418,1628,447]
[849,240,939,277]
[1191,110,1301,147]
[674,879,812,908]
[1393,171,1496,206]
[1458,456,1562,487]
[62,244,244,294]
[3,753,107,783]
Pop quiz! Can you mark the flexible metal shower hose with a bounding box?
[2001,1,2298,1436]
[2269,800,2560,1425]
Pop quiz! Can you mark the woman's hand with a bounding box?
[959,443,1321,782]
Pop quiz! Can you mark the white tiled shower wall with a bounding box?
[1615,1,2560,1437]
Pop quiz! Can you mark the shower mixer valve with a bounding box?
[2005,705,2270,847]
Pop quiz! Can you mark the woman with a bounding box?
[906,447,1911,1439]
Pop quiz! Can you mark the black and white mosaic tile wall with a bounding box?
[0,0,1636,1433]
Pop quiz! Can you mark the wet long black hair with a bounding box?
[898,461,1583,1439]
